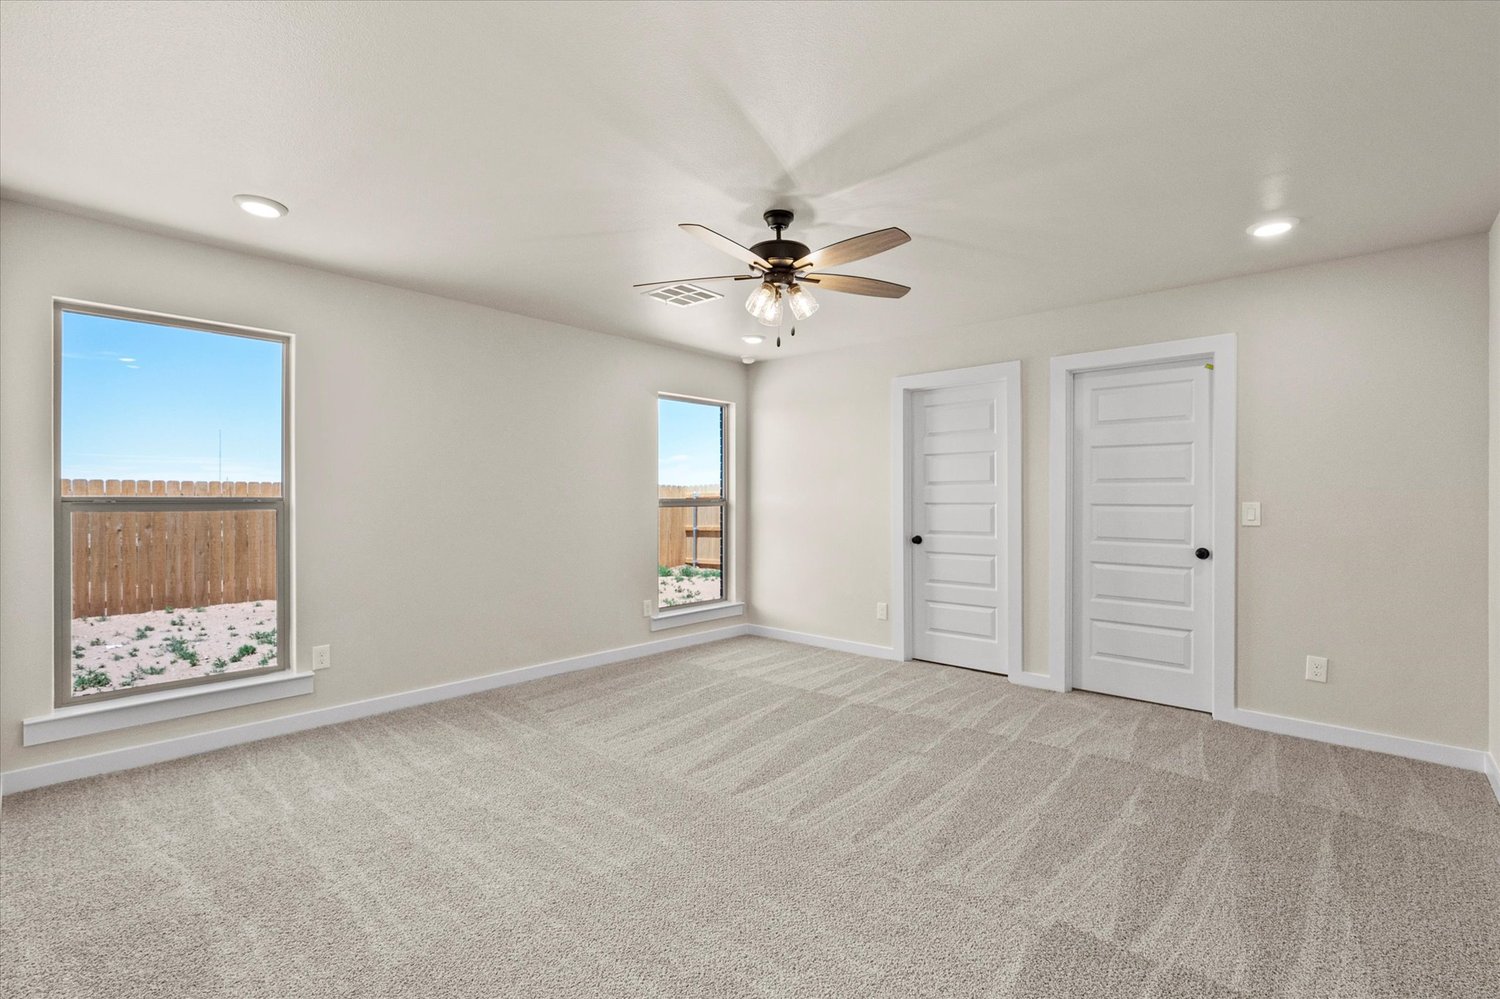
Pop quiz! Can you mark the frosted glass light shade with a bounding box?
[787,283,818,320]
[744,281,777,319]
[756,288,783,326]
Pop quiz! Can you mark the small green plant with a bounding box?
[169,615,186,627]
[678,565,703,579]
[193,606,205,613]
[73,668,110,692]
[111,653,124,662]
[128,648,139,658]
[89,637,105,647]
[139,663,165,675]
[118,675,136,688]
[134,625,155,639]
[254,602,263,608]
[249,629,277,645]
[164,606,174,614]
[72,644,85,659]
[229,644,257,663]
[212,657,228,672]
[658,564,673,577]
[163,635,199,667]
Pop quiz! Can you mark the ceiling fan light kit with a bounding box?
[636,208,910,345]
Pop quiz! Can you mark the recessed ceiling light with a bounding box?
[741,356,756,365]
[1248,217,1298,238]
[741,333,765,345]
[234,194,288,219]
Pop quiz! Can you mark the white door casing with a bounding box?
[1072,361,1213,710]
[892,362,1021,676]
[1047,334,1237,714]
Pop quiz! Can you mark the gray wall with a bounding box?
[1490,213,1499,763]
[749,235,1491,750]
[0,201,747,772]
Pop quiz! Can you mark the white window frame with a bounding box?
[653,394,738,628]
[52,299,295,708]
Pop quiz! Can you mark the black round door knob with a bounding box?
[911,535,923,545]
[1195,547,1211,560]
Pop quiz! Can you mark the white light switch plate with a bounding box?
[1242,502,1261,527]
[876,602,888,621]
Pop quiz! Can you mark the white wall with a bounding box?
[750,235,1490,750]
[0,201,747,772]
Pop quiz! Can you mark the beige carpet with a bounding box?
[2,636,1496,998]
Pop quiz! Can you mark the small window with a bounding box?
[55,302,290,705]
[658,395,727,609]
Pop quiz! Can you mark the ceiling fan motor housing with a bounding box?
[751,208,809,276]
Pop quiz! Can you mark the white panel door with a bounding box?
[910,381,1010,673]
[1072,362,1213,710]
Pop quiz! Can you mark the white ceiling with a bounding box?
[3,1,1497,359]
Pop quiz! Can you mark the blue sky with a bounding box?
[658,397,722,488]
[61,312,283,482]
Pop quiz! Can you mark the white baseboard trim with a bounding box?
[745,625,900,660]
[7,624,1493,798]
[0,623,750,795]
[1215,706,1488,773]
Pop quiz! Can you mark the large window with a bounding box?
[658,395,726,609]
[54,302,290,706]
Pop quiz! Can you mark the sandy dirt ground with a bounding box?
[658,567,722,608]
[70,600,278,696]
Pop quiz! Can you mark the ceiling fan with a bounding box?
[636,209,910,344]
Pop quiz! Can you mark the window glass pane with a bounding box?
[658,397,725,608]
[61,311,283,484]
[657,505,722,608]
[68,508,279,697]
[657,397,722,498]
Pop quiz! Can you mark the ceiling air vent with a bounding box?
[643,283,725,307]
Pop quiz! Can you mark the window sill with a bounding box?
[22,670,315,746]
[649,601,745,632]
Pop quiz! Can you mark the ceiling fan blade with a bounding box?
[633,274,757,289]
[794,227,910,270]
[679,223,772,270]
[802,273,910,298]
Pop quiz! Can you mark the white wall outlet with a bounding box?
[1305,655,1327,683]
[1242,501,1262,527]
[313,644,332,671]
[643,598,653,618]
[876,602,888,621]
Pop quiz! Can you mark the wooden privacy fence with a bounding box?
[658,484,722,570]
[62,479,281,618]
